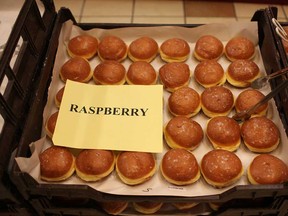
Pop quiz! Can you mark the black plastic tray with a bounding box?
[4,1,288,215]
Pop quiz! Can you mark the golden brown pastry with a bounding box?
[160,38,190,62]
[75,149,115,181]
[241,116,280,153]
[45,111,59,138]
[116,151,156,185]
[126,61,157,85]
[225,36,255,61]
[194,60,226,88]
[128,36,159,62]
[160,148,200,185]
[201,86,234,118]
[226,59,260,87]
[172,202,198,210]
[55,86,65,108]
[206,116,241,151]
[60,57,92,83]
[101,201,128,215]
[247,154,288,185]
[168,87,201,117]
[159,62,190,92]
[67,35,98,60]
[93,60,126,85]
[133,202,163,214]
[39,146,75,182]
[200,149,243,188]
[235,89,268,117]
[164,116,203,150]
[194,35,224,61]
[98,35,127,62]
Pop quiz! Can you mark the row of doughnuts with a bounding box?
[167,86,267,118]
[59,57,261,89]
[164,115,280,153]
[67,34,255,63]
[39,146,288,188]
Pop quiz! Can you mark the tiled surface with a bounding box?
[53,0,288,24]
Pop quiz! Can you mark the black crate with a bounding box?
[3,1,288,215]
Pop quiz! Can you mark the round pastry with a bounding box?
[67,35,98,60]
[160,38,190,62]
[247,154,288,185]
[45,111,59,138]
[193,35,224,61]
[93,60,126,85]
[116,151,156,185]
[101,201,128,215]
[75,149,115,181]
[168,87,201,117]
[98,35,127,62]
[200,149,243,188]
[206,116,241,151]
[164,116,203,150]
[194,60,226,88]
[55,86,65,108]
[159,62,190,92]
[225,36,255,61]
[126,61,157,85]
[226,59,260,87]
[241,116,280,153]
[172,202,198,210]
[60,57,92,83]
[39,146,75,182]
[133,202,163,214]
[160,148,200,185]
[201,86,234,118]
[235,89,268,117]
[128,36,159,62]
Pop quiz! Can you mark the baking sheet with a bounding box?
[15,20,288,198]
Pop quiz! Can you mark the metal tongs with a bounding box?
[251,67,288,89]
[272,18,288,42]
[232,77,288,122]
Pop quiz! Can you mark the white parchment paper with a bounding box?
[15,20,288,198]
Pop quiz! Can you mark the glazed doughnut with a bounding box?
[226,60,260,87]
[194,60,226,88]
[101,201,128,215]
[45,111,59,138]
[201,86,234,118]
[241,116,280,153]
[128,36,158,62]
[160,148,200,185]
[168,87,201,117]
[160,38,190,62]
[200,149,243,188]
[235,89,268,117]
[60,57,92,83]
[225,36,255,61]
[55,86,65,108]
[194,35,224,61]
[133,201,163,214]
[67,35,98,60]
[159,62,190,92]
[116,151,156,185]
[75,149,115,181]
[98,35,127,62]
[93,60,126,85]
[206,116,241,151]
[39,146,75,182]
[247,154,288,185]
[126,61,157,85]
[164,116,203,150]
